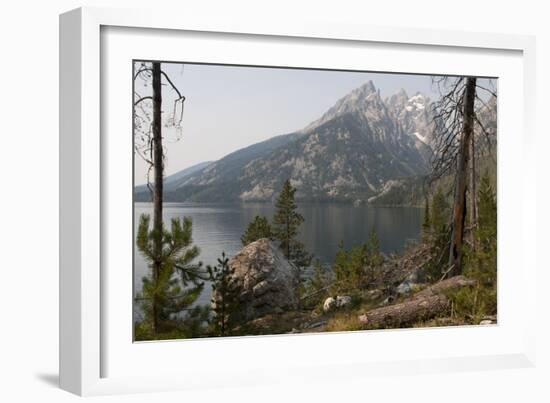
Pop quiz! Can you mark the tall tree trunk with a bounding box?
[469,132,478,246]
[151,61,163,333]
[448,77,476,275]
[152,62,163,240]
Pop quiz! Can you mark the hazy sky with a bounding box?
[133,62,480,185]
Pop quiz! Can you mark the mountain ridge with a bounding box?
[134,81,460,204]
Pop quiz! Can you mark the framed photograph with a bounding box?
[60,7,537,396]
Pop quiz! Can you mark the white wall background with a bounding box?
[0,0,547,402]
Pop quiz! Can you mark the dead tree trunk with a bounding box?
[448,77,476,275]
[151,61,163,333]
[469,133,478,245]
[358,276,475,329]
[134,61,187,335]
[152,62,163,240]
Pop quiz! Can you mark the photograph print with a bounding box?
[133,61,497,341]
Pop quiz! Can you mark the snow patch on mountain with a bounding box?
[413,132,428,144]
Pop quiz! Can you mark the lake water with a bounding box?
[134,202,423,306]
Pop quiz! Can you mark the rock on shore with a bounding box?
[215,238,300,322]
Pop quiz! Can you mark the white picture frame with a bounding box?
[59,6,537,396]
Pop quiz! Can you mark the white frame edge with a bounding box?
[59,6,537,396]
[60,8,82,395]
[60,7,102,396]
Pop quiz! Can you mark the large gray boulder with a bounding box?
[216,238,300,322]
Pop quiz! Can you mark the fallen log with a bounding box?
[358,294,449,329]
[358,275,475,329]
[415,275,476,298]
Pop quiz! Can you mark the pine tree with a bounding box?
[241,215,273,246]
[466,172,497,287]
[302,260,334,308]
[431,187,450,235]
[452,172,497,320]
[333,243,364,294]
[272,180,312,268]
[476,173,497,252]
[363,227,384,268]
[135,214,208,340]
[207,252,241,337]
[133,62,186,335]
[424,188,451,283]
[332,229,383,294]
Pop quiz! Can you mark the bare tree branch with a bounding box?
[475,83,498,98]
[134,96,153,106]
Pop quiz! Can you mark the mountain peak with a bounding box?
[302,80,384,132]
[359,80,376,93]
[348,80,378,101]
[388,88,409,108]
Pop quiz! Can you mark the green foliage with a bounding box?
[423,188,452,282]
[446,172,497,322]
[364,227,384,268]
[207,252,242,337]
[332,229,384,294]
[241,215,273,246]
[431,187,450,235]
[301,260,335,309]
[333,244,366,294]
[135,214,209,340]
[476,173,497,252]
[272,179,312,268]
[134,305,211,340]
